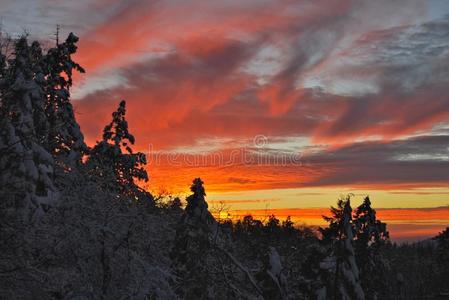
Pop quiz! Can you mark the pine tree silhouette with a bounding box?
[44,33,87,165]
[320,196,365,300]
[171,178,216,299]
[89,100,151,202]
[353,196,389,299]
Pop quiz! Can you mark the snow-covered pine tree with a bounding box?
[256,246,288,300]
[184,177,215,224]
[30,40,51,146]
[171,178,217,299]
[320,196,365,300]
[0,37,58,294]
[303,243,331,300]
[89,100,151,202]
[43,32,87,166]
[353,196,390,299]
[0,36,57,222]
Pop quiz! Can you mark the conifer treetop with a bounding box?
[89,99,150,201]
[102,100,136,152]
[185,177,208,215]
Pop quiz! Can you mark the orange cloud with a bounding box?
[65,0,449,233]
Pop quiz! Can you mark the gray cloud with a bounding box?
[303,135,449,187]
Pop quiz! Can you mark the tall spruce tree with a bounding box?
[0,37,58,294]
[0,36,57,222]
[320,196,365,300]
[353,196,389,299]
[89,100,150,201]
[171,178,216,299]
[44,33,87,165]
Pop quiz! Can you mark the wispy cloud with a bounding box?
[3,0,449,196]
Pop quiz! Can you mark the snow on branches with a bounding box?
[89,100,151,202]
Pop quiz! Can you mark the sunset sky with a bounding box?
[2,0,449,241]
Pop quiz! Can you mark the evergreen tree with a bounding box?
[320,196,365,300]
[353,196,390,299]
[43,33,87,165]
[0,37,57,294]
[29,40,50,146]
[256,246,288,300]
[184,177,211,222]
[171,178,217,299]
[0,36,57,222]
[89,100,151,202]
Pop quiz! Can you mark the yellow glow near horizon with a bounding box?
[206,187,449,211]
